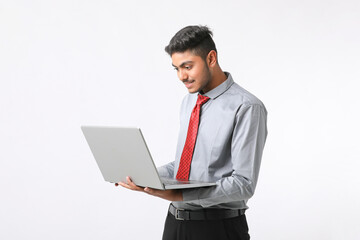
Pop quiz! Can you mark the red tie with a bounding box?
[176,94,210,180]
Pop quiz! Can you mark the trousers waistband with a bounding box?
[168,204,245,221]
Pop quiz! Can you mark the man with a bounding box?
[117,25,267,240]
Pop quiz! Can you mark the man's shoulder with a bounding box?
[224,81,265,108]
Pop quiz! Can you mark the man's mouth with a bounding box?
[184,80,195,88]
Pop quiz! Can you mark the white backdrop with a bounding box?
[1,0,359,239]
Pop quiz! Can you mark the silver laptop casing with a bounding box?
[81,126,216,190]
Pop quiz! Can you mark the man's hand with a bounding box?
[115,176,183,202]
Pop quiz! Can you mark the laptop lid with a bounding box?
[81,126,165,189]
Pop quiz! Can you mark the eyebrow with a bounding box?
[172,61,194,68]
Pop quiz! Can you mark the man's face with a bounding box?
[171,50,212,93]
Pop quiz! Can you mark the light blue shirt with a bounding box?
[158,72,268,210]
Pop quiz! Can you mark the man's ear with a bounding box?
[207,50,217,67]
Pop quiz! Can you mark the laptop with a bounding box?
[81,126,216,190]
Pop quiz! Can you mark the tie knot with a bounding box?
[196,94,210,106]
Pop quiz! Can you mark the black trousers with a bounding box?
[162,211,250,240]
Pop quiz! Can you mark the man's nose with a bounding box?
[178,69,188,81]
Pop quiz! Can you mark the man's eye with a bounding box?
[173,67,178,71]
[185,66,191,70]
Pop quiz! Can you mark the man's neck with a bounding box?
[205,68,227,93]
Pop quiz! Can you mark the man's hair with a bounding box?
[165,25,217,60]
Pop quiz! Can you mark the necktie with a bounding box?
[176,94,210,180]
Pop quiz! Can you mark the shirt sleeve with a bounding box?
[157,161,175,179]
[181,103,268,208]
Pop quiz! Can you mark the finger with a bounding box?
[126,176,138,185]
[126,177,141,188]
[125,177,146,191]
[118,181,131,189]
[126,176,134,185]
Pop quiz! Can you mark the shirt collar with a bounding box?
[201,72,234,99]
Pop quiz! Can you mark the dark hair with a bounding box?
[165,25,217,60]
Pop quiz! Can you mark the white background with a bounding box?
[1,0,359,239]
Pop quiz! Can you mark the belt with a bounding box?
[168,204,245,221]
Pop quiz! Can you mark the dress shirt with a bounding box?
[158,72,268,210]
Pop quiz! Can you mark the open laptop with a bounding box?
[81,126,216,190]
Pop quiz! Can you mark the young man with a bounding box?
[117,25,267,240]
